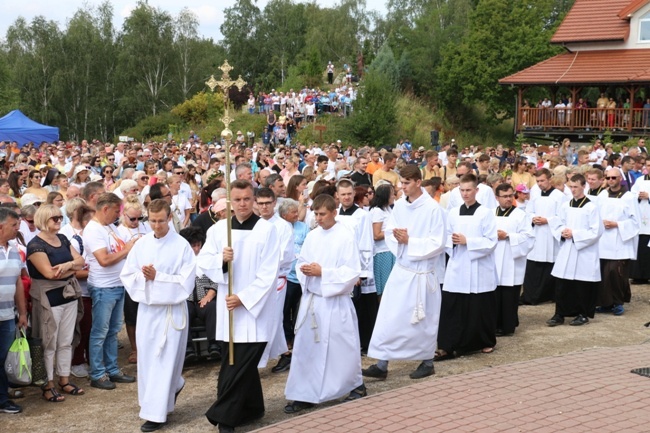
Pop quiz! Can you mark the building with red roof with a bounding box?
[500,0,650,139]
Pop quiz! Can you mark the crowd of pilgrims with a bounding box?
[1,134,649,431]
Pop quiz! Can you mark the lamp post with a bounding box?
[205,60,247,366]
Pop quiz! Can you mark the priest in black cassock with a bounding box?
[197,180,281,433]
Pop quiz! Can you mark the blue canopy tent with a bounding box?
[0,110,59,147]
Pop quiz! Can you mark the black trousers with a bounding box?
[205,342,267,427]
[352,292,378,352]
[282,281,302,348]
[598,259,631,306]
[630,235,650,280]
[555,278,598,318]
[186,298,217,346]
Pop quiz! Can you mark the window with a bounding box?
[639,12,650,42]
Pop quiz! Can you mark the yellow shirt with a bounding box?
[373,168,399,187]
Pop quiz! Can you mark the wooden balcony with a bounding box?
[516,107,650,140]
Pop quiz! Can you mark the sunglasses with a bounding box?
[24,219,34,224]
[605,176,620,180]
[17,169,27,173]
[105,170,113,174]
[108,158,115,161]
[49,215,63,223]
[127,216,145,222]
[140,176,149,181]
[174,171,184,175]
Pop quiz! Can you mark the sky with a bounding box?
[0,0,388,42]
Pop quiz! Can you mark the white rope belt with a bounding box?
[158,303,187,357]
[396,263,438,325]
[294,292,320,343]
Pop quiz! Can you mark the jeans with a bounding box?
[0,319,16,405]
[88,286,124,381]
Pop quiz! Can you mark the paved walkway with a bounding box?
[254,344,650,432]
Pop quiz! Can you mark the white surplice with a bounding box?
[443,204,498,294]
[631,176,650,235]
[495,207,535,286]
[197,216,280,343]
[526,188,567,263]
[551,199,602,282]
[337,205,376,293]
[447,183,497,211]
[285,222,362,404]
[596,190,640,260]
[120,231,196,423]
[258,213,295,368]
[368,190,446,361]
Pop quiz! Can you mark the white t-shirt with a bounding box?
[370,207,391,254]
[83,220,127,288]
[116,222,151,242]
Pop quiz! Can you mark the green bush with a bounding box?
[350,70,397,146]
[119,112,184,141]
[171,91,224,125]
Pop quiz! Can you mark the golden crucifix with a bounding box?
[205,60,246,366]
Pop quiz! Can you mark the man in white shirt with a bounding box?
[84,193,138,390]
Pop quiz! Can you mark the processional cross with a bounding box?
[205,60,247,366]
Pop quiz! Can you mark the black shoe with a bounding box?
[141,421,166,432]
[284,400,315,414]
[362,364,387,380]
[208,344,222,361]
[90,374,116,390]
[496,329,514,337]
[570,315,589,326]
[409,362,434,379]
[218,424,235,433]
[185,349,197,363]
[631,279,648,285]
[109,370,136,383]
[546,314,564,327]
[271,354,291,373]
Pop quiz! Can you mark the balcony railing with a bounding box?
[518,107,650,133]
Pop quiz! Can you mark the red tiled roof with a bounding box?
[618,0,650,18]
[551,0,632,43]
[499,49,650,85]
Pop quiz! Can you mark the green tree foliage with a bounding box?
[436,0,570,124]
[171,91,224,125]
[117,1,175,117]
[350,70,397,145]
[369,43,400,89]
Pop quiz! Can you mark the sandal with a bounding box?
[128,351,137,364]
[345,385,367,401]
[283,401,315,414]
[60,382,85,395]
[434,350,456,362]
[42,386,65,402]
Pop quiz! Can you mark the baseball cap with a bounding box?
[515,184,530,194]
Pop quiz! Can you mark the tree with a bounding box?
[174,8,200,101]
[436,0,569,124]
[5,17,63,124]
[369,43,399,89]
[350,70,397,145]
[118,0,175,117]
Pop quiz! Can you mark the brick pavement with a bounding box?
[254,344,650,432]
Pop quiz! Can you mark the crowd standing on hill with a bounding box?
[0,131,649,432]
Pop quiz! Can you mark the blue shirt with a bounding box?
[287,221,310,284]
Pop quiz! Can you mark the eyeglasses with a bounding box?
[24,219,34,224]
[605,176,620,180]
[107,158,115,161]
[127,216,145,222]
[17,169,27,173]
[140,176,149,181]
[498,194,514,199]
[256,201,275,207]
[49,216,63,223]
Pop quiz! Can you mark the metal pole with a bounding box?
[222,130,235,366]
